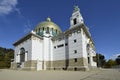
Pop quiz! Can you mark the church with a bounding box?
[11,6,97,71]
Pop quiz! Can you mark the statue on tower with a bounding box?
[73,6,80,12]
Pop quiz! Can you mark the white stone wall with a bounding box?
[81,28,88,58]
[43,36,51,61]
[50,38,53,61]
[68,31,83,59]
[88,48,97,66]
[14,38,32,63]
[31,36,43,60]
[53,39,66,60]
[81,28,97,67]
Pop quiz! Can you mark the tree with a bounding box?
[94,53,106,67]
[0,47,14,68]
[115,55,120,65]
[105,59,116,68]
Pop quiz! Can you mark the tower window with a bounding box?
[65,43,68,46]
[88,57,90,64]
[73,18,77,25]
[74,39,77,43]
[74,67,77,71]
[74,50,77,53]
[54,46,56,49]
[74,58,77,62]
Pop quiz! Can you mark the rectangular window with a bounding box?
[73,18,77,25]
[88,57,90,64]
[65,43,68,46]
[74,39,77,43]
[74,50,77,53]
[54,46,56,49]
[74,58,77,62]
[57,44,64,48]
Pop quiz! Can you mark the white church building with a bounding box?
[11,6,97,71]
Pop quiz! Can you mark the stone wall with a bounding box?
[11,57,90,71]
[24,60,37,70]
[10,62,17,69]
[46,57,89,71]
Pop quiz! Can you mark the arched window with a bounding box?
[39,28,40,32]
[52,28,53,32]
[73,18,77,25]
[46,27,49,33]
[56,30,57,34]
[43,27,44,31]
[20,48,25,62]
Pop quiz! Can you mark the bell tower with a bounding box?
[70,6,84,29]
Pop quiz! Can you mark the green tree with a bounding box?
[105,59,116,68]
[94,53,106,67]
[0,47,14,68]
[115,55,120,65]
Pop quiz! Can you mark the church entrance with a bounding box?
[17,48,25,68]
[20,48,25,62]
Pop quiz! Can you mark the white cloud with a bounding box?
[110,53,120,60]
[0,0,18,15]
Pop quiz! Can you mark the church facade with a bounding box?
[11,6,97,71]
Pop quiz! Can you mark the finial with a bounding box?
[46,17,51,22]
[73,5,80,12]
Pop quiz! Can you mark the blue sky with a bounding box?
[0,0,120,60]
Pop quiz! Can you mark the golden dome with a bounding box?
[34,17,62,33]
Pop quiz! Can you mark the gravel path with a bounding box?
[0,68,120,80]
